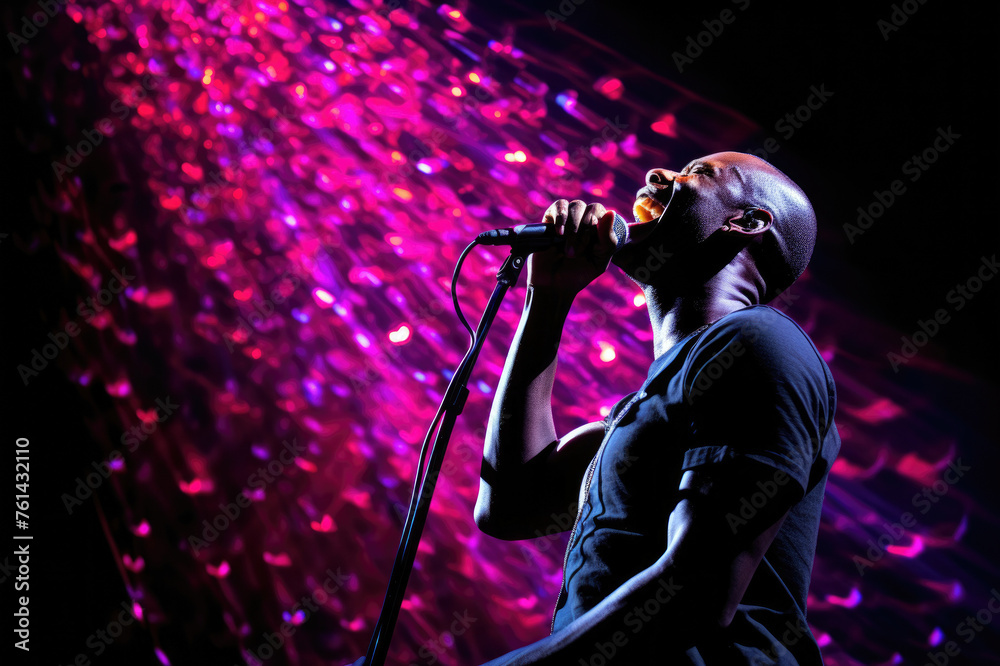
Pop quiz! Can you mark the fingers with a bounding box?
[569,201,607,258]
[542,200,609,257]
[543,199,570,232]
[596,210,619,254]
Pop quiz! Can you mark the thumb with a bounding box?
[596,210,619,254]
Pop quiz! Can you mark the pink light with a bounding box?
[295,458,318,472]
[886,535,924,558]
[848,397,904,424]
[159,194,183,210]
[826,587,862,608]
[310,514,335,532]
[599,341,616,363]
[388,324,411,344]
[207,561,231,577]
[106,379,132,397]
[633,293,646,307]
[263,552,293,567]
[651,113,678,137]
[123,554,145,572]
[145,290,174,308]
[312,288,335,306]
[179,478,212,494]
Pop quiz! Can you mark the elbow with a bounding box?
[473,500,492,534]
[473,498,501,537]
[474,499,526,541]
[715,604,738,630]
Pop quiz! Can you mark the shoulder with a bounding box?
[685,305,833,392]
[706,305,808,344]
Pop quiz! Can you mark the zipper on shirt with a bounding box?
[549,391,645,634]
[548,323,711,632]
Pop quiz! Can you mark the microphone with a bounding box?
[476,213,631,251]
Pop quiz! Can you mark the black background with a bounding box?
[509,0,999,381]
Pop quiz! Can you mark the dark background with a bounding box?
[509,0,999,381]
[4,0,997,663]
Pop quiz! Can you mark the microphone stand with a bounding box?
[363,246,531,666]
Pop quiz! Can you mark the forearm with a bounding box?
[483,285,575,471]
[481,558,713,665]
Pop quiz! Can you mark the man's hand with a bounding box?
[527,199,618,297]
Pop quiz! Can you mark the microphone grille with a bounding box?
[612,212,630,251]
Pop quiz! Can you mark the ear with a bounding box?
[723,207,773,237]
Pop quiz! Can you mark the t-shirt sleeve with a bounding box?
[679,307,834,499]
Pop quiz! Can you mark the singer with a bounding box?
[475,152,840,664]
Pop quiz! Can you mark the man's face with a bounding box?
[611,151,766,280]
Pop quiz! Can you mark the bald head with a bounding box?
[698,152,817,302]
[618,151,817,303]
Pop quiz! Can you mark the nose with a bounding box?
[646,168,678,188]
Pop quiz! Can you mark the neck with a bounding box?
[642,261,762,360]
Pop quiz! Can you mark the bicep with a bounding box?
[526,420,607,526]
[476,420,605,540]
[660,463,794,628]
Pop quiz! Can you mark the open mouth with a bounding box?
[633,194,666,224]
